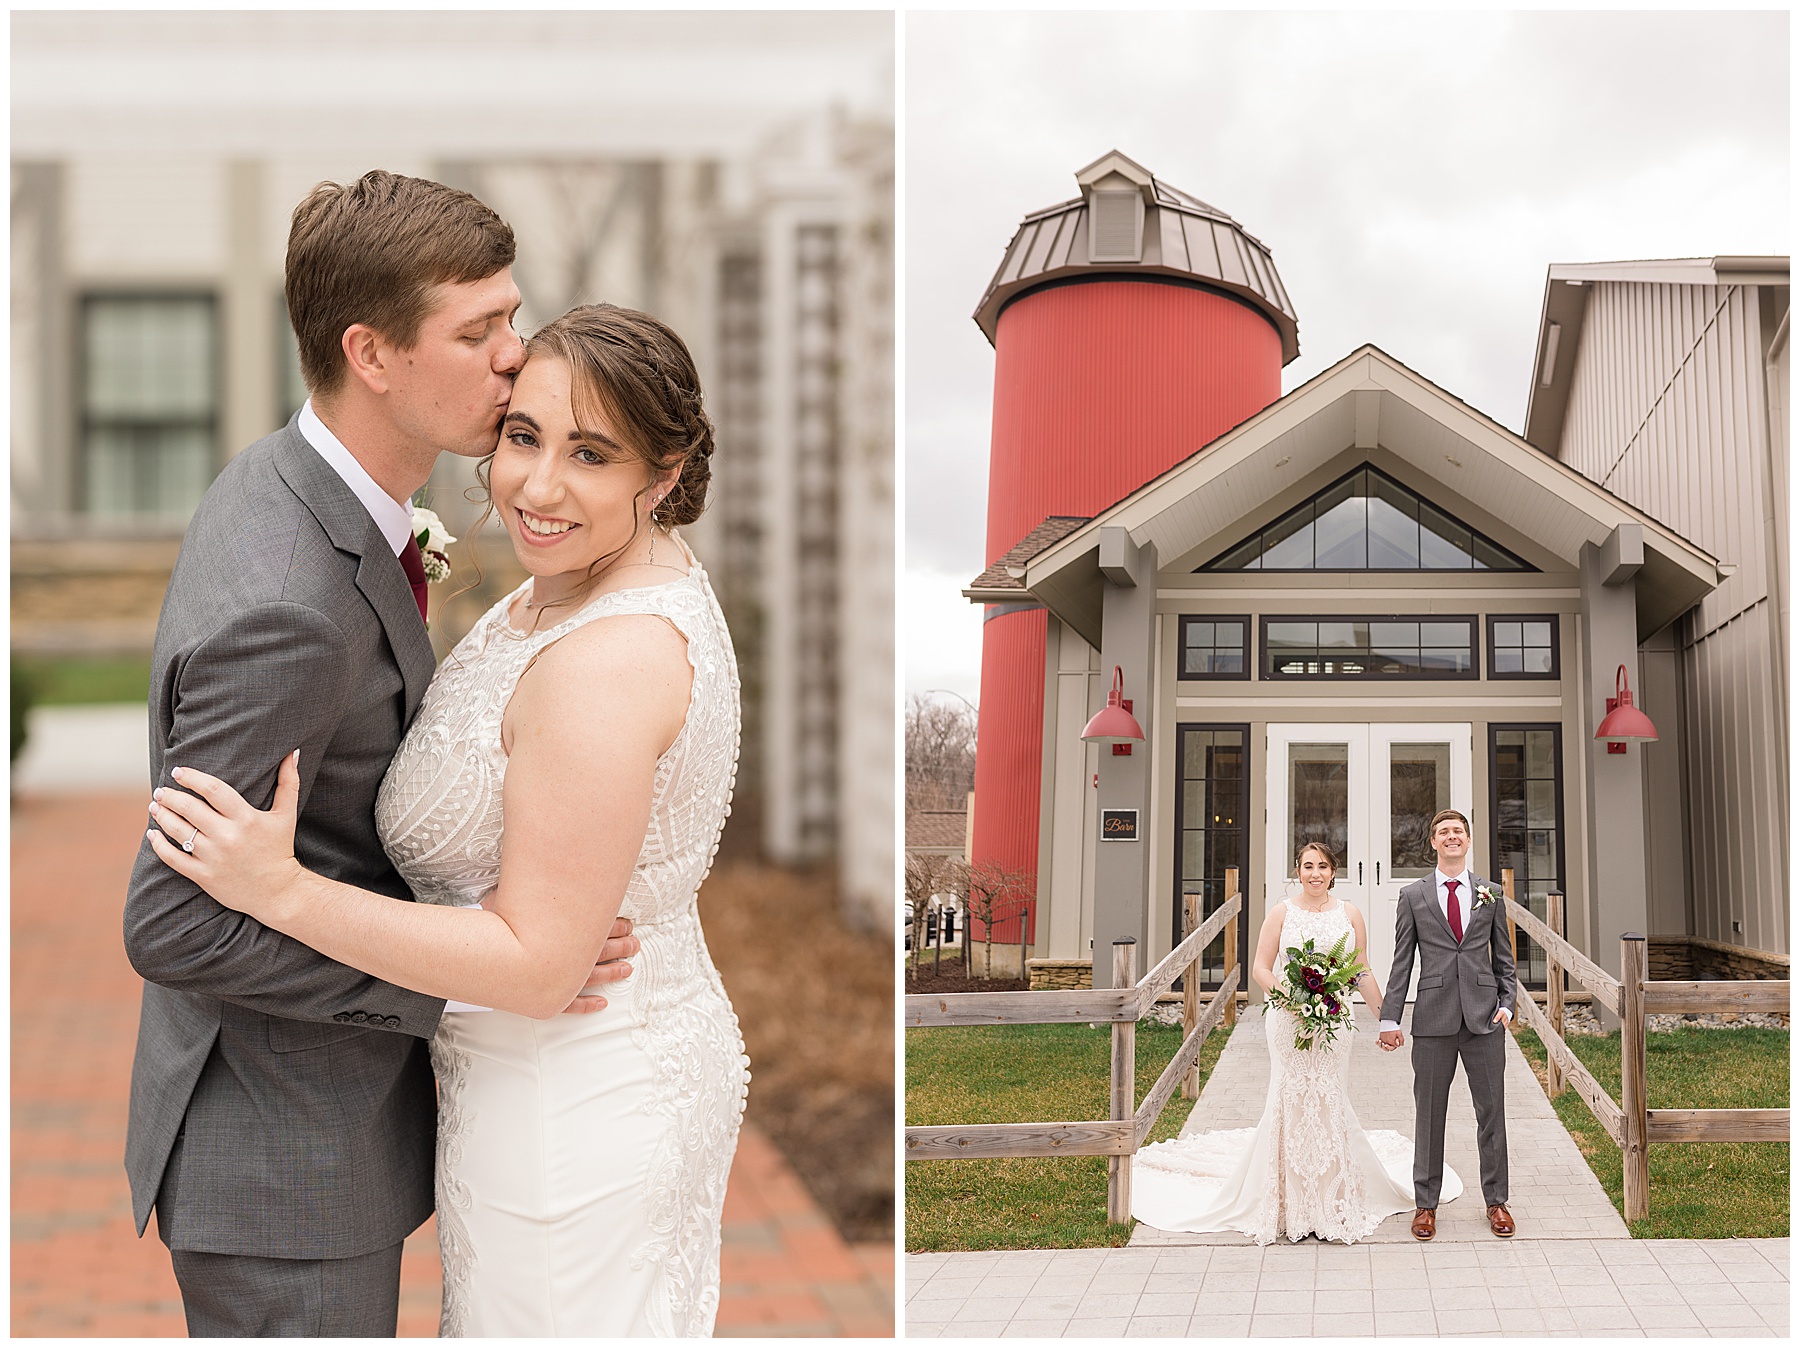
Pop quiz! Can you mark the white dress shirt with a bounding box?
[299,401,495,1013]
[297,400,414,557]
[1379,867,1508,1032]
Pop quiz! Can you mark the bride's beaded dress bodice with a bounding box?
[374,554,748,1337]
[1276,900,1355,972]
[375,565,739,926]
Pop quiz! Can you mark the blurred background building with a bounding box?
[11,10,894,928]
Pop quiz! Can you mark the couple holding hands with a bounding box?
[1135,809,1519,1245]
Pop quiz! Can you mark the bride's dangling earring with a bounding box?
[647,494,659,566]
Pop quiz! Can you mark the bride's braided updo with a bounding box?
[524,303,715,528]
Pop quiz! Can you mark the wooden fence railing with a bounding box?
[1500,873,1791,1221]
[905,871,1243,1224]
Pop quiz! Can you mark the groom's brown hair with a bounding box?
[285,169,516,398]
[1429,808,1471,837]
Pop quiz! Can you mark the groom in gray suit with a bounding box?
[1377,807,1517,1241]
[124,171,636,1335]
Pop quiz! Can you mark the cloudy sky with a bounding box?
[904,10,1788,707]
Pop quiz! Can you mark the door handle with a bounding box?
[1358,862,1364,884]
[1377,862,1382,885]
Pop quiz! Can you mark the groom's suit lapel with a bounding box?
[272,425,437,722]
[1419,873,1494,946]
[1418,877,1457,944]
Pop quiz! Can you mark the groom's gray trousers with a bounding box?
[1410,1025,1509,1208]
[158,1130,404,1336]
[124,421,448,1334]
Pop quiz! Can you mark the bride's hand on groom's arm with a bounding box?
[147,750,310,924]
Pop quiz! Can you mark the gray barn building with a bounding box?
[979,228,1787,997]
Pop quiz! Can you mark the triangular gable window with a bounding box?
[1201,465,1532,572]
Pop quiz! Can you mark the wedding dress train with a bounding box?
[1131,899,1461,1243]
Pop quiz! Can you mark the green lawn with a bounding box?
[905,1020,1231,1251]
[14,655,152,706]
[1513,1025,1788,1238]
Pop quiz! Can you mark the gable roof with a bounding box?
[1019,345,1720,646]
[1524,256,1789,453]
[906,809,969,855]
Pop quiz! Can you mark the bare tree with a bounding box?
[963,858,1034,981]
[904,851,964,971]
[906,693,977,810]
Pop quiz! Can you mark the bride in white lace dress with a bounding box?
[1133,842,1460,1243]
[146,305,748,1334]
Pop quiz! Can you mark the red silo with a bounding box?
[966,151,1300,951]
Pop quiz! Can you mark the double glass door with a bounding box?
[1264,724,1472,1002]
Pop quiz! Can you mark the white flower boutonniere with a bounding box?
[411,505,457,584]
[1473,884,1498,910]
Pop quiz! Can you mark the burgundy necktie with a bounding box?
[399,535,429,624]
[1445,879,1464,943]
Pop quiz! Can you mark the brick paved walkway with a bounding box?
[12,790,892,1337]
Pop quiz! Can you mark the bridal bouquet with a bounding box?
[1268,934,1367,1051]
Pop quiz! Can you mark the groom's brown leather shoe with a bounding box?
[1487,1204,1515,1237]
[1411,1208,1436,1241]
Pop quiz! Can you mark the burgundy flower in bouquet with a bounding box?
[1267,934,1367,1051]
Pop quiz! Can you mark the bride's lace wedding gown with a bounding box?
[1132,899,1461,1243]
[375,547,748,1336]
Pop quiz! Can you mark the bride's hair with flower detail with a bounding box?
[1295,840,1338,887]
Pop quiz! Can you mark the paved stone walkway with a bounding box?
[906,1237,1788,1337]
[905,1005,1787,1336]
[1131,1003,1627,1245]
[13,791,892,1337]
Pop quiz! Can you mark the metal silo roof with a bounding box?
[972,150,1300,363]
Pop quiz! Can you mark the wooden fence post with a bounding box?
[1620,932,1649,1222]
[1181,895,1200,1099]
[1223,868,1240,1029]
[1107,938,1137,1225]
[1020,900,1030,985]
[1545,893,1565,1096]
[1500,869,1519,979]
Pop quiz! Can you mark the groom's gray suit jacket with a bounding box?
[1378,874,1517,1036]
[123,419,447,1259]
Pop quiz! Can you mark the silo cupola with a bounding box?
[973,149,1300,364]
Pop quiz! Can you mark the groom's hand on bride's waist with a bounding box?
[565,917,639,1015]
